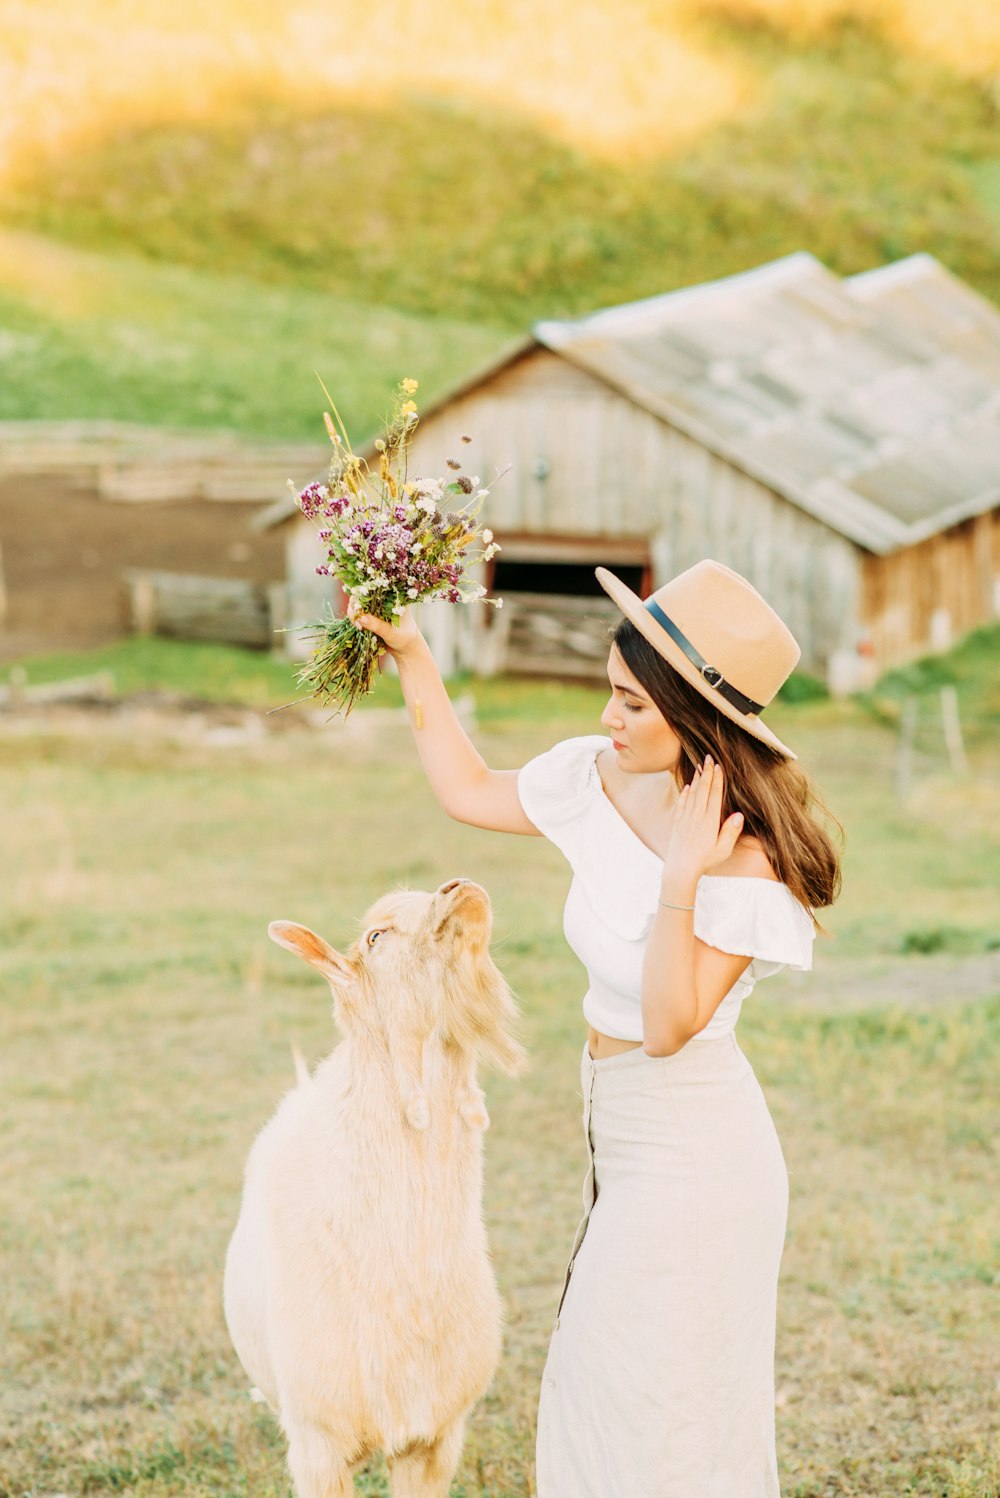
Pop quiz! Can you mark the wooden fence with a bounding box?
[0,421,324,503]
[125,570,279,649]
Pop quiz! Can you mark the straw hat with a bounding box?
[595,559,800,760]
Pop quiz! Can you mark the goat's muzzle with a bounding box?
[433,878,490,934]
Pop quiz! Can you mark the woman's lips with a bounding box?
[612,740,627,750]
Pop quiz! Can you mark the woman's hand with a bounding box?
[661,755,744,889]
[347,595,421,660]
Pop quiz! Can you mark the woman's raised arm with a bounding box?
[351,603,541,836]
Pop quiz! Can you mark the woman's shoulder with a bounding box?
[515,734,609,839]
[695,843,815,973]
[712,837,780,884]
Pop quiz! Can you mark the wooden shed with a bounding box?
[256,252,1000,690]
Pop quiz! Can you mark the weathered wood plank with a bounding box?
[124,569,274,648]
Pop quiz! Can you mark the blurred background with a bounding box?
[1,4,998,1496]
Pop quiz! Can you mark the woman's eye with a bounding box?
[624,700,642,713]
[367,930,383,947]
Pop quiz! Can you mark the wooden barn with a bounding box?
[256,252,1000,690]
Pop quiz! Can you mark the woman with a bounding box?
[351,557,841,1498]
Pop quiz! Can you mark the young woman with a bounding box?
[351,558,841,1498]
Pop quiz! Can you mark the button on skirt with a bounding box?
[536,1034,789,1498]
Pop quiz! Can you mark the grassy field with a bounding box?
[1,635,998,1497]
[0,230,511,442]
[1,6,1000,435]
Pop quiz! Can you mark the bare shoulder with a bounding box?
[714,835,779,882]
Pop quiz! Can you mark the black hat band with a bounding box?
[644,599,767,717]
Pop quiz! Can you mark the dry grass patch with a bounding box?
[1,681,997,1495]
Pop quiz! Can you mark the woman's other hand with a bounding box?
[662,756,744,885]
[347,596,420,660]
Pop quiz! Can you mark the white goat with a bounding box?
[224,877,524,1498]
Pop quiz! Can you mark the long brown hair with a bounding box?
[612,618,842,918]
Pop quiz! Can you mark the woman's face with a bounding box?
[600,646,683,775]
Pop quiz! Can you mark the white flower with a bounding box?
[469,476,480,486]
[410,541,422,554]
[468,583,487,600]
[495,597,504,609]
[407,587,418,599]
[477,489,490,500]
[482,528,493,544]
[416,496,437,515]
[393,600,405,613]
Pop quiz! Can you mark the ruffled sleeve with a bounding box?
[516,735,610,864]
[694,876,815,982]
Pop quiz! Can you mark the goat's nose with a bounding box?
[439,878,468,894]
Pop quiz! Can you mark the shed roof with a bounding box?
[535,252,1000,554]
[259,253,1000,553]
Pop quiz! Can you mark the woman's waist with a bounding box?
[582,1030,755,1087]
[584,975,746,1049]
[587,1026,643,1061]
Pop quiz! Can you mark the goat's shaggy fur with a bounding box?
[224,878,524,1497]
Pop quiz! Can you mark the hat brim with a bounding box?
[595,567,797,760]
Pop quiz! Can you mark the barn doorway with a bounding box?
[486,535,652,681]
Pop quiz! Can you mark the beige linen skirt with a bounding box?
[535,1034,789,1498]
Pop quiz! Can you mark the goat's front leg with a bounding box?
[387,1414,466,1497]
[392,1033,429,1130]
[285,1421,354,1498]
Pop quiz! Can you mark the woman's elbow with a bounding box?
[643,1030,692,1058]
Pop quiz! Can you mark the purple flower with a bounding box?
[299,481,330,518]
[394,505,408,522]
[315,564,331,576]
[447,587,461,603]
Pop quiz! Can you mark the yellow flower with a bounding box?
[401,400,418,416]
[323,411,341,445]
[401,378,419,394]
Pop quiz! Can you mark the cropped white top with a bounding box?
[516,734,815,1043]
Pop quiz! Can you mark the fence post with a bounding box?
[940,686,968,776]
[895,696,917,800]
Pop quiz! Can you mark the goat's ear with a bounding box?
[267,921,354,988]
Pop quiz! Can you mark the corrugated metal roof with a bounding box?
[258,253,1000,552]
[535,252,1000,553]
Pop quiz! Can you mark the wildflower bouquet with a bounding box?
[290,378,502,713]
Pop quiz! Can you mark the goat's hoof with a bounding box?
[406,1091,430,1130]
[460,1092,490,1130]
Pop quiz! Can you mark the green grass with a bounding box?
[859,621,1000,749]
[1,18,998,434]
[6,20,1000,324]
[0,231,511,441]
[0,670,997,1496]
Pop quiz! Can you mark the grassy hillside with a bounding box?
[1,5,999,433]
[0,230,511,439]
[5,20,999,331]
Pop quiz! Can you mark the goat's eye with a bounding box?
[366,929,383,948]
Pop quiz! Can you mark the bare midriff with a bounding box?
[587,1026,643,1060]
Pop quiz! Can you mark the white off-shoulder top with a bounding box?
[516,734,816,1043]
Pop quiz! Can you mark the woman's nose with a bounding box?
[600,698,621,729]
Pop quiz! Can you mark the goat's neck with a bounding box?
[344,1029,478,1135]
[343,1028,423,1126]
